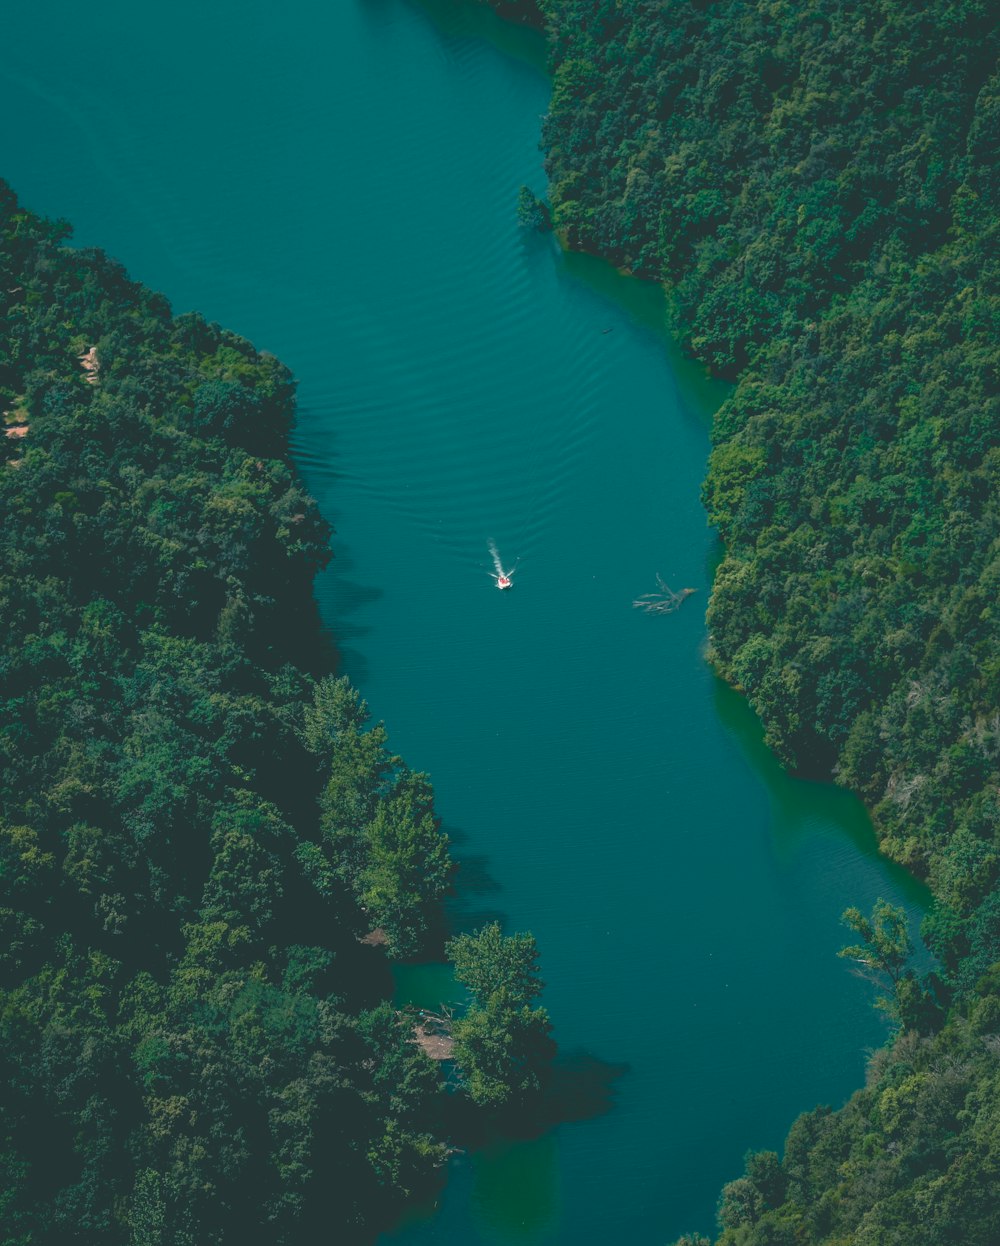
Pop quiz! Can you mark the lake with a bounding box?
[1,1,928,1240]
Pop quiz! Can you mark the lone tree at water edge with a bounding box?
[446,922,555,1108]
[838,899,913,1019]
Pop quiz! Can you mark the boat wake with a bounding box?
[488,539,516,590]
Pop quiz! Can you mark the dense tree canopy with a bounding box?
[500,0,1000,1239]
[0,181,461,1243]
[531,0,1000,902]
[446,923,554,1107]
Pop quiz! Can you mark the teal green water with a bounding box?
[2,1,929,1240]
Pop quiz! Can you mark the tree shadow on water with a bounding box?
[398,0,549,74]
[428,1056,625,1243]
[312,542,383,686]
[441,1049,627,1154]
[544,1047,627,1126]
[421,871,508,963]
[427,819,508,951]
[443,858,508,938]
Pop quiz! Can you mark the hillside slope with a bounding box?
[508,1,1000,1240]
[0,182,453,1244]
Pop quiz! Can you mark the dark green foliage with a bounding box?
[517,185,552,232]
[446,923,554,1107]
[477,0,544,25]
[518,0,1000,1240]
[706,983,1000,1246]
[717,1150,786,1233]
[304,675,453,957]
[448,920,543,1006]
[535,0,1000,909]
[449,992,555,1108]
[0,181,451,1243]
[838,898,914,1019]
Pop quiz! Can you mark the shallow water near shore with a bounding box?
[2,0,929,1240]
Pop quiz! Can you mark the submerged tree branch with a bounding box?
[632,576,696,614]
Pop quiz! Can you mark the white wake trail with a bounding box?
[488,538,507,579]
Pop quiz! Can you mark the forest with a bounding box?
[496,0,1000,1241]
[0,182,552,1244]
[5,0,1000,1235]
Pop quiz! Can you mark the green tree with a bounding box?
[446,923,554,1107]
[357,771,451,956]
[0,180,470,1240]
[516,185,551,231]
[838,899,913,1016]
[450,991,554,1108]
[447,920,543,1007]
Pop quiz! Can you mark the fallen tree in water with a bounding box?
[632,576,696,615]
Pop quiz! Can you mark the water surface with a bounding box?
[2,2,928,1240]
